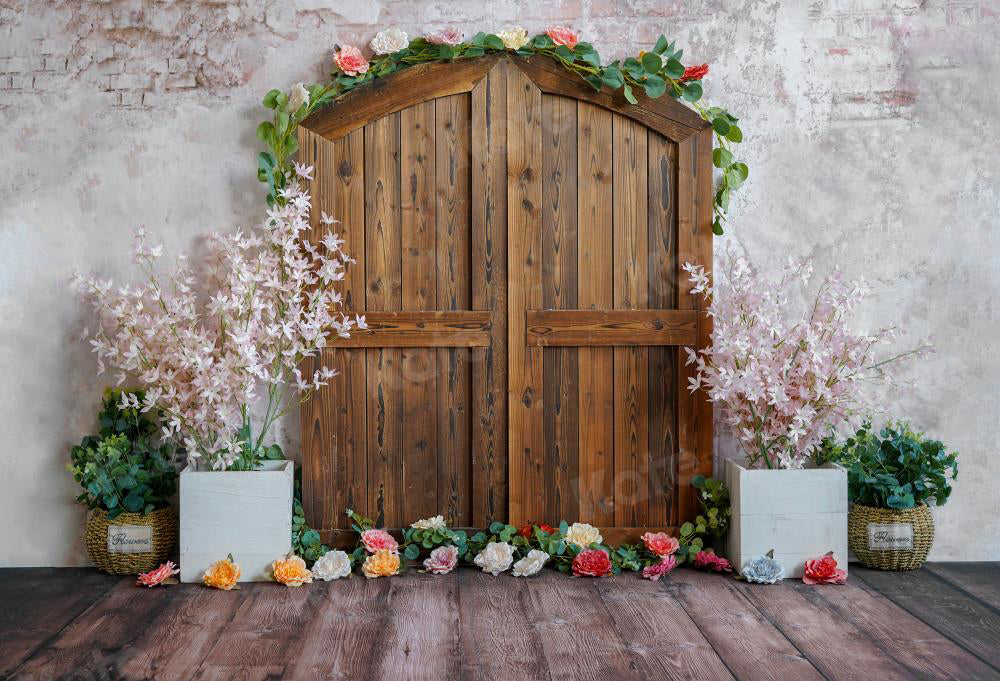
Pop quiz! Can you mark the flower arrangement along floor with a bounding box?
[2,563,998,680]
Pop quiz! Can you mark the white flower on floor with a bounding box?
[474,541,515,575]
[370,27,409,55]
[287,82,310,113]
[410,515,447,531]
[512,549,549,577]
[564,522,603,548]
[312,549,352,581]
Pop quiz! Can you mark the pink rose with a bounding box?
[641,555,677,581]
[425,28,463,46]
[692,550,733,573]
[136,560,179,587]
[546,26,579,49]
[641,531,680,557]
[361,528,398,553]
[423,545,459,574]
[803,552,847,585]
[572,548,612,577]
[333,45,369,77]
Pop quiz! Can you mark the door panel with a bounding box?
[298,56,712,543]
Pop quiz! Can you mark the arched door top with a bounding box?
[300,53,710,144]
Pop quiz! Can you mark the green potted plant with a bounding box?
[69,389,178,575]
[822,421,958,570]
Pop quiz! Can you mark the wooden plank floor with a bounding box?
[1,563,998,680]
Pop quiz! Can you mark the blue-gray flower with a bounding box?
[742,554,785,584]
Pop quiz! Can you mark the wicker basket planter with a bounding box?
[85,507,178,575]
[848,503,934,570]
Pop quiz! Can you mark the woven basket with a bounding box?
[85,507,178,575]
[848,503,934,571]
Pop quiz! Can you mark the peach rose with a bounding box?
[362,549,401,578]
[203,555,241,590]
[361,528,399,553]
[546,26,579,49]
[333,45,369,77]
[641,531,680,557]
[272,554,313,587]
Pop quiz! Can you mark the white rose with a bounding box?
[287,82,309,113]
[311,549,352,581]
[474,541,515,575]
[565,522,603,548]
[512,549,549,577]
[496,27,529,50]
[410,515,447,531]
[369,27,409,55]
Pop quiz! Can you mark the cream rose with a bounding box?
[496,27,529,50]
[512,549,549,577]
[369,27,409,55]
[286,82,309,113]
[312,549,352,581]
[474,541,515,575]
[565,522,603,548]
[410,515,447,531]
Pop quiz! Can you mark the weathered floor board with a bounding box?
[2,564,998,681]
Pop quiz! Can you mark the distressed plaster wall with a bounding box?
[1,1,997,566]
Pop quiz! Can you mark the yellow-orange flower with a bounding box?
[203,556,241,590]
[272,554,313,587]
[362,549,400,578]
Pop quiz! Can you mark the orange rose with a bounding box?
[272,554,313,587]
[203,555,241,590]
[362,549,401,578]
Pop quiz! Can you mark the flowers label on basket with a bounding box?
[474,542,515,575]
[867,523,914,551]
[572,549,613,577]
[107,525,153,554]
[272,554,313,587]
[312,550,352,581]
[203,554,241,590]
[362,549,401,579]
[741,550,785,584]
[136,561,179,587]
[802,551,847,585]
[512,550,549,577]
[423,546,459,575]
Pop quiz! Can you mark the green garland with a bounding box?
[256,31,746,235]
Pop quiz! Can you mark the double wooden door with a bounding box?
[298,55,713,544]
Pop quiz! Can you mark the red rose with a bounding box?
[680,63,709,82]
[519,522,556,538]
[572,549,612,577]
[803,552,847,585]
[539,523,555,535]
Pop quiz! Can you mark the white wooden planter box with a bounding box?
[726,458,847,579]
[179,460,293,583]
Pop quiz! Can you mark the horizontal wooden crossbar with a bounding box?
[525,309,698,347]
[336,311,491,348]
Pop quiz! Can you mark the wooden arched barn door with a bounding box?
[297,54,714,545]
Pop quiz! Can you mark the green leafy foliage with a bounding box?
[692,474,731,540]
[820,422,958,509]
[68,389,176,519]
[292,464,329,564]
[257,32,745,232]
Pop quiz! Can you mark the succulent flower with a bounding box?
[741,551,785,584]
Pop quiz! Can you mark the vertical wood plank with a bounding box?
[298,127,367,531]
[541,94,579,523]
[400,101,438,522]
[435,94,473,526]
[506,64,545,527]
[576,101,615,527]
[471,65,508,527]
[365,112,403,527]
[612,113,650,527]
[646,130,677,526]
